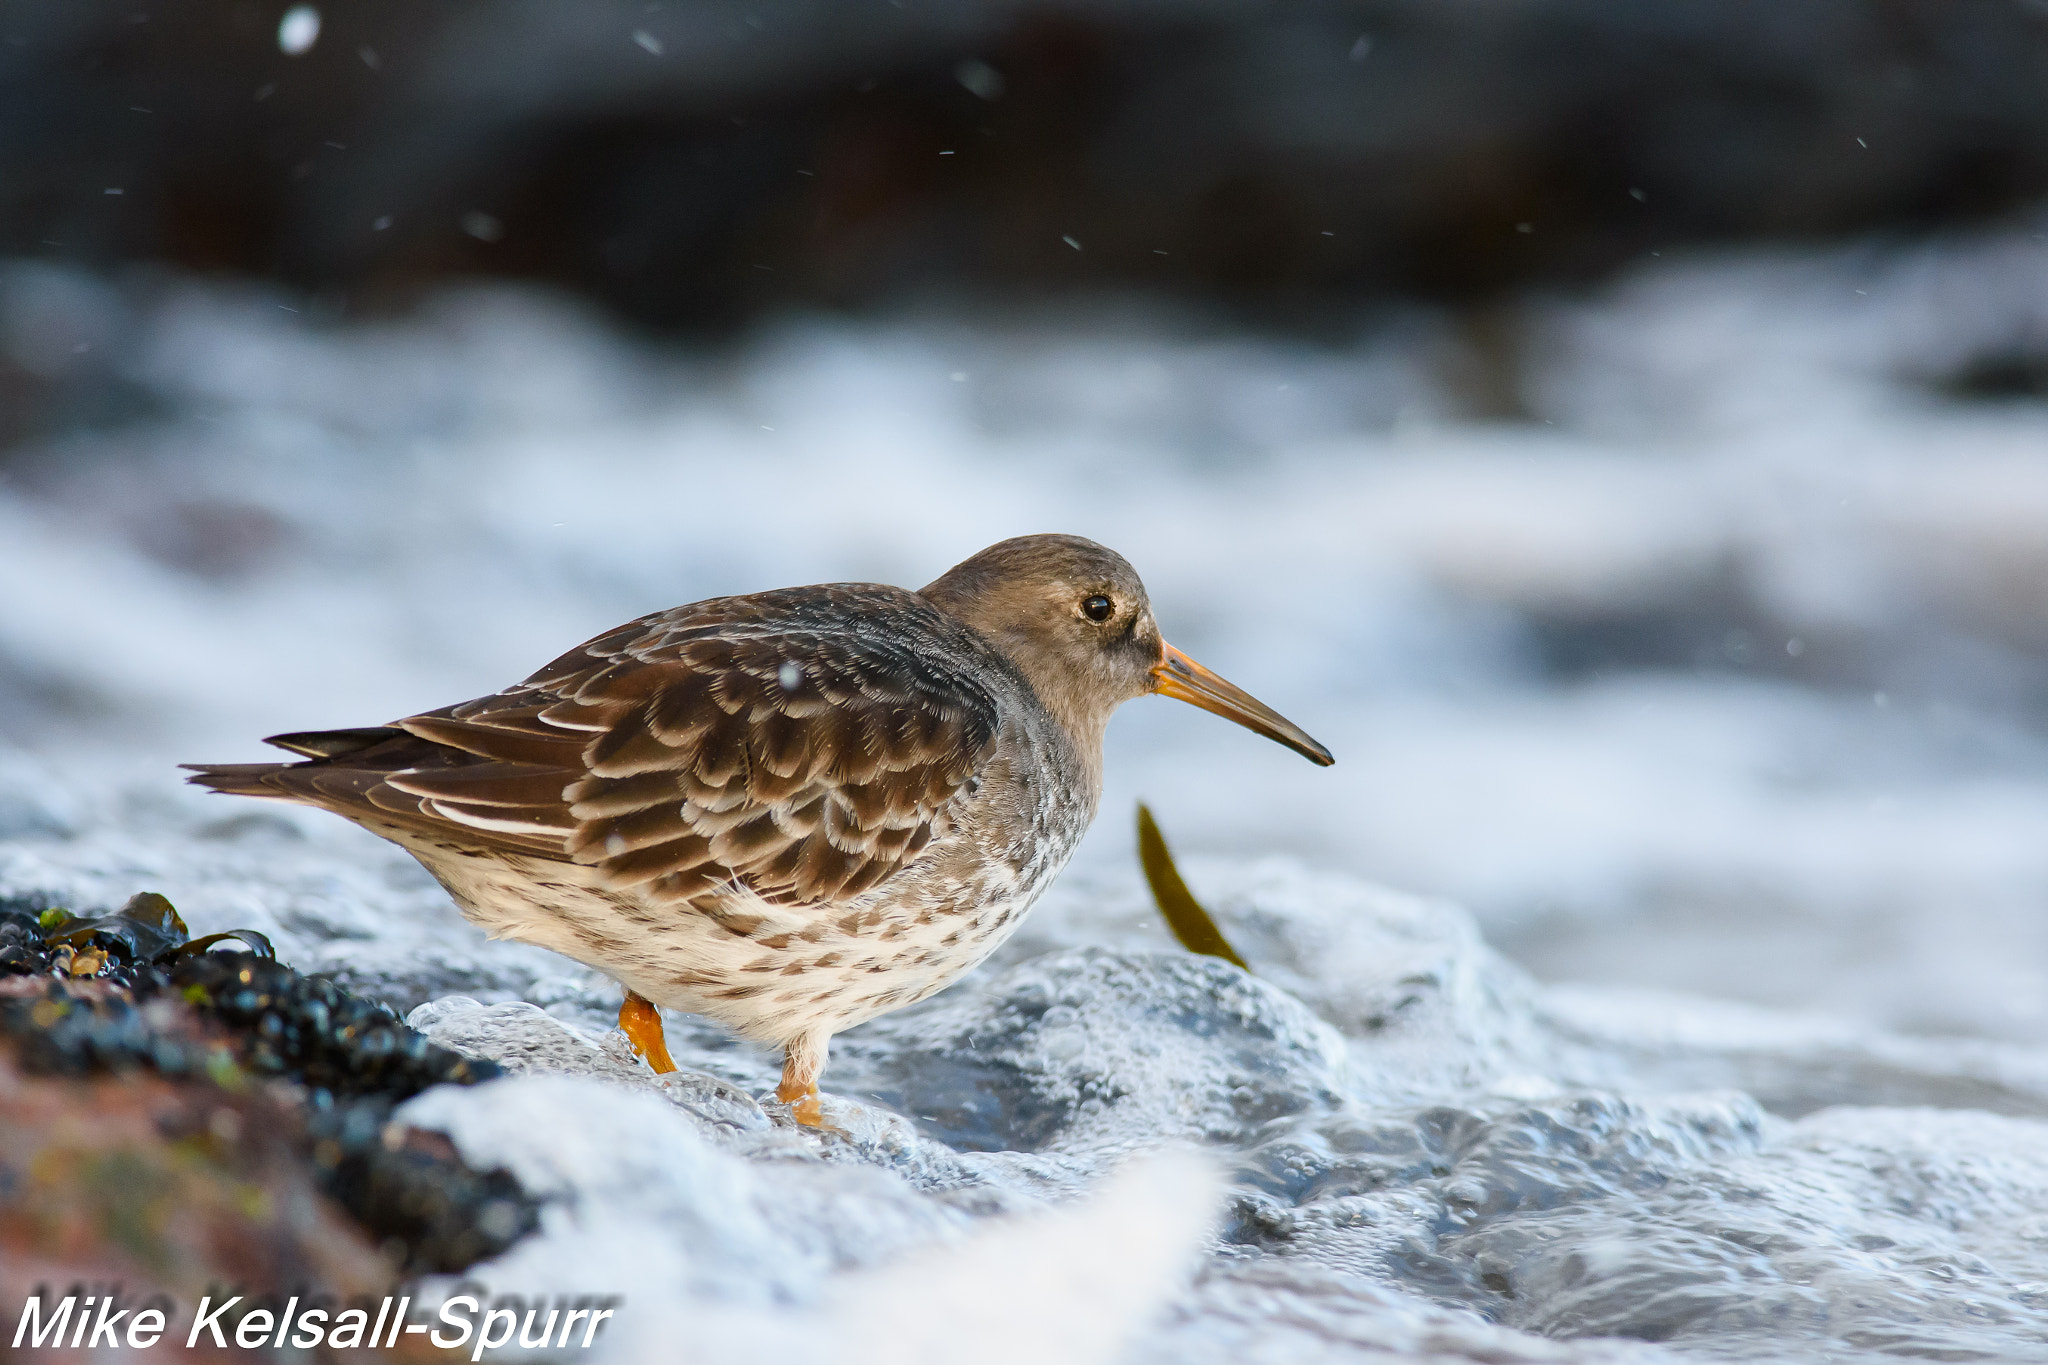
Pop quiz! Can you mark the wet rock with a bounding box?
[408,996,626,1078]
[1000,863,1558,1101]
[0,898,542,1285]
[837,947,1350,1160]
[172,950,495,1100]
[17,847,2048,1362]
[407,995,773,1134]
[0,1022,394,1353]
[309,945,589,1019]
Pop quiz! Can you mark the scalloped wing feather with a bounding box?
[377,585,1005,909]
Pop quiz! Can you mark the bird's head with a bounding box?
[920,533,1334,767]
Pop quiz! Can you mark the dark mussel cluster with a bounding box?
[1,891,537,1273]
[173,950,498,1099]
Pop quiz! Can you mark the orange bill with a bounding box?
[1151,643,1334,766]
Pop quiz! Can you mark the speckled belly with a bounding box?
[397,798,1084,1048]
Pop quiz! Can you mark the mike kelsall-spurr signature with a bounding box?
[10,1288,621,1355]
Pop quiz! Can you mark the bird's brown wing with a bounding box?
[202,587,1005,911]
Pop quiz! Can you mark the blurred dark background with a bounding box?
[8,0,2048,333]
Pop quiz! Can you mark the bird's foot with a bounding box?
[776,1033,834,1127]
[776,1076,827,1127]
[619,990,677,1074]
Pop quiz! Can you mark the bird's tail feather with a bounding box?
[182,725,406,797]
[179,762,300,797]
[264,726,404,759]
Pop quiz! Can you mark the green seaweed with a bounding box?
[1135,802,1250,971]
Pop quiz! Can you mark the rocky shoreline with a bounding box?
[10,859,2048,1363]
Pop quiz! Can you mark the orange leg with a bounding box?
[776,1032,828,1127]
[618,991,677,1074]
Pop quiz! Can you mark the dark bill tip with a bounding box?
[1150,644,1335,767]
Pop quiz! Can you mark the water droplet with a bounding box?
[278,6,321,56]
[956,59,1004,101]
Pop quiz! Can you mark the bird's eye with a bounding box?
[1082,595,1114,623]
